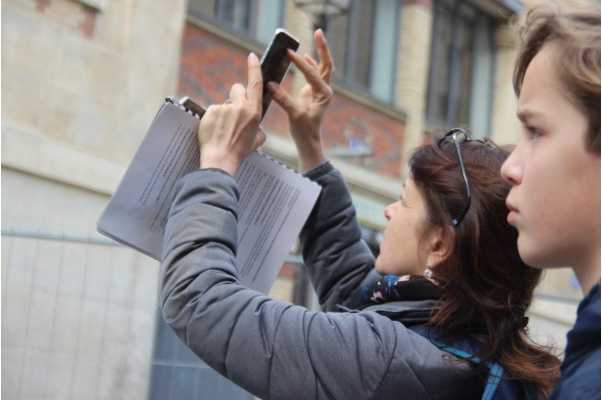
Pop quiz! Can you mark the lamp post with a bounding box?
[293,0,351,33]
[289,0,351,309]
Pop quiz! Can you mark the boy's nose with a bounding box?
[500,150,522,186]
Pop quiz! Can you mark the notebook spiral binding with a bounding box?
[165,96,204,119]
[165,96,320,183]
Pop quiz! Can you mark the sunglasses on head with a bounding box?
[436,128,497,227]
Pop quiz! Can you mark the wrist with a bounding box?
[290,128,322,155]
[288,124,326,171]
[297,149,326,173]
[200,154,240,176]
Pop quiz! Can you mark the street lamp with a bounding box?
[293,0,351,32]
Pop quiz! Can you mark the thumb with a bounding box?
[253,126,267,151]
[267,82,298,116]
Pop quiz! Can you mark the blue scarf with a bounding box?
[354,274,442,308]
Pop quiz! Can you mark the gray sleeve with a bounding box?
[159,169,441,400]
[301,162,380,311]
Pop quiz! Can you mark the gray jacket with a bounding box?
[160,162,482,400]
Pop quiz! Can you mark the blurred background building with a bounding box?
[1,0,583,399]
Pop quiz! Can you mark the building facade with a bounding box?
[2,0,582,399]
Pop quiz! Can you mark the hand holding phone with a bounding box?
[259,29,300,118]
[266,29,335,172]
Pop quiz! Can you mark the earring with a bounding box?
[423,266,439,285]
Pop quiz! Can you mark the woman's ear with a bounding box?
[425,226,454,267]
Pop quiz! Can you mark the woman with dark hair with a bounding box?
[160,31,560,399]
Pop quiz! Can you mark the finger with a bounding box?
[304,54,319,70]
[198,104,220,141]
[315,29,335,83]
[201,104,219,125]
[288,49,331,96]
[267,82,298,115]
[246,52,263,114]
[253,126,267,150]
[229,83,246,104]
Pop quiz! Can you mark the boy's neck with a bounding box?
[575,247,601,295]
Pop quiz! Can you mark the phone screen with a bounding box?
[260,30,300,118]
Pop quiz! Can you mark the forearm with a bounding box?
[301,162,376,311]
[291,128,326,173]
[160,169,398,399]
[160,170,277,397]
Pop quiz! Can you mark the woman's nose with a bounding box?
[384,204,393,221]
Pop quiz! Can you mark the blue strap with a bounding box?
[482,363,504,400]
[430,339,505,400]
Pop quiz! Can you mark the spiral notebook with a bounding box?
[97,97,321,294]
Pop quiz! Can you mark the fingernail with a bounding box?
[249,52,258,63]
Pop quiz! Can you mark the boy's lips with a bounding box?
[506,201,519,225]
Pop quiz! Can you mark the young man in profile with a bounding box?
[501,3,601,398]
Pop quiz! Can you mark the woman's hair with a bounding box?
[513,1,600,153]
[409,139,560,398]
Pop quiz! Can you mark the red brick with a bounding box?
[179,23,406,177]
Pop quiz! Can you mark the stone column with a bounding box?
[283,0,314,94]
[394,0,433,177]
[489,23,522,146]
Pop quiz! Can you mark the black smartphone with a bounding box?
[260,29,300,118]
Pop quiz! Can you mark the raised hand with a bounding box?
[198,53,266,176]
[267,29,334,172]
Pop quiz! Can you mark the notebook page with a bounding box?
[97,99,321,293]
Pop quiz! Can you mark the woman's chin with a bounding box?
[375,257,411,276]
[374,257,389,274]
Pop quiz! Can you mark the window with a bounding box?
[328,0,400,103]
[149,307,253,400]
[188,0,284,44]
[426,0,496,138]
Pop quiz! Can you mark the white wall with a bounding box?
[2,1,187,398]
[2,168,161,400]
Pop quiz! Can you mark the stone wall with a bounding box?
[2,1,187,398]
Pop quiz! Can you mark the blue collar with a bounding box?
[563,282,601,368]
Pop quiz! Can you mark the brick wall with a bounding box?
[179,22,406,178]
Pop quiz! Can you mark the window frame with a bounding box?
[425,0,497,137]
[331,0,401,105]
[187,0,285,46]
